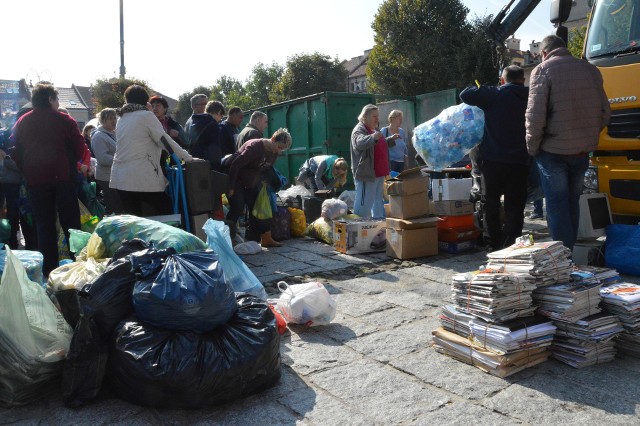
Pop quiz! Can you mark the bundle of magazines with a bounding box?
[600,282,640,358]
[484,241,573,286]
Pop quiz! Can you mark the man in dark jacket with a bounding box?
[526,35,610,250]
[236,111,267,150]
[460,65,530,251]
[12,82,88,275]
[189,101,224,172]
[219,106,243,156]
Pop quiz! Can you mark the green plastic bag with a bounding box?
[69,229,92,256]
[252,182,273,220]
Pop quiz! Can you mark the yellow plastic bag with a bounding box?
[306,218,333,245]
[288,208,306,237]
[48,257,110,291]
[252,182,273,220]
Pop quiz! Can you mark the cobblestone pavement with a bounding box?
[3,216,640,425]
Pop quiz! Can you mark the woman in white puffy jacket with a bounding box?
[110,85,194,216]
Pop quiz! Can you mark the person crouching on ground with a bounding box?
[296,155,348,193]
[225,128,292,247]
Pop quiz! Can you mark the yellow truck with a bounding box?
[583,0,640,221]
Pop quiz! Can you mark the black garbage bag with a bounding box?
[107,294,281,408]
[132,251,237,333]
[54,288,81,329]
[61,315,108,408]
[110,238,150,263]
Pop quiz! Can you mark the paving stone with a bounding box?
[482,372,640,425]
[410,401,523,426]
[278,387,375,426]
[288,241,337,255]
[264,245,300,254]
[373,289,437,311]
[274,260,314,273]
[198,399,301,425]
[345,318,439,362]
[260,365,311,400]
[400,279,452,306]
[333,292,393,317]
[328,253,376,265]
[300,265,330,276]
[330,272,408,295]
[315,307,427,343]
[389,346,510,400]
[245,252,292,266]
[307,258,353,270]
[281,330,361,376]
[309,359,451,424]
[260,273,292,284]
[250,265,279,277]
[281,251,327,263]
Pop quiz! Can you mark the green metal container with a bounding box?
[242,91,377,187]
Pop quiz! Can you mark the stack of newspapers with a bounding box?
[600,282,640,358]
[484,241,573,286]
[552,313,623,368]
[451,271,538,323]
[533,270,603,322]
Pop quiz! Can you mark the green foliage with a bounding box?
[174,85,212,125]
[459,16,505,86]
[92,77,153,111]
[367,0,471,95]
[568,25,587,58]
[245,62,283,108]
[209,76,253,110]
[270,52,347,103]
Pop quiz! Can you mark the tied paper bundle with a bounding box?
[485,241,573,286]
[432,327,551,378]
[440,304,475,338]
[451,271,538,323]
[533,269,604,323]
[413,103,484,171]
[552,313,623,368]
[600,282,640,358]
[468,316,556,355]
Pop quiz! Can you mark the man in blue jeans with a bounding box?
[526,35,610,250]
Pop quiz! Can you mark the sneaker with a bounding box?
[529,212,544,220]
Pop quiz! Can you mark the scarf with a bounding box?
[118,103,148,116]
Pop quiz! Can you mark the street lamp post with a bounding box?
[119,0,126,79]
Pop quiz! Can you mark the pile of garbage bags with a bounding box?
[413,103,484,171]
[0,215,281,409]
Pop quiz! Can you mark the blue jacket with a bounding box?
[460,83,529,165]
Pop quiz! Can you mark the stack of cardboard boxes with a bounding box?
[384,168,439,259]
[431,178,480,253]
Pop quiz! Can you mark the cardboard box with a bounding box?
[433,200,474,216]
[386,216,438,259]
[438,226,481,243]
[389,192,430,219]
[190,213,210,242]
[437,214,475,229]
[438,240,477,254]
[432,178,473,201]
[334,218,387,254]
[384,203,391,217]
[386,167,430,196]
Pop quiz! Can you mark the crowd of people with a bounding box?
[0,34,608,279]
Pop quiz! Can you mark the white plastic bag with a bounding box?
[233,241,262,255]
[276,281,337,326]
[321,198,348,220]
[338,190,356,212]
[0,247,73,406]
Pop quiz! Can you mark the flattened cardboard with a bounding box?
[386,167,430,196]
[389,192,430,219]
[386,216,439,230]
[432,200,474,216]
[334,218,387,254]
[386,226,438,259]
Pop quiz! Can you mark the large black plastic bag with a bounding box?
[132,252,237,333]
[107,294,281,408]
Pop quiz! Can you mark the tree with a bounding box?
[174,85,212,125]
[92,77,152,110]
[367,0,472,95]
[245,62,283,108]
[270,52,347,103]
[458,16,505,86]
[209,76,253,110]
[568,24,587,58]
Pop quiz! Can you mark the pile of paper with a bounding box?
[440,304,475,338]
[485,241,573,286]
[600,282,640,332]
[432,327,551,378]
[575,265,621,286]
[552,313,623,368]
[451,271,537,323]
[468,316,556,354]
[616,332,640,357]
[533,271,602,322]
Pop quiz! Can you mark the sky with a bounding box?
[3,0,557,99]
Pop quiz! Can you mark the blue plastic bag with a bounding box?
[605,224,640,276]
[132,251,237,333]
[203,219,268,300]
[413,103,484,171]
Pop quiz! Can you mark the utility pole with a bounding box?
[119,0,126,79]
